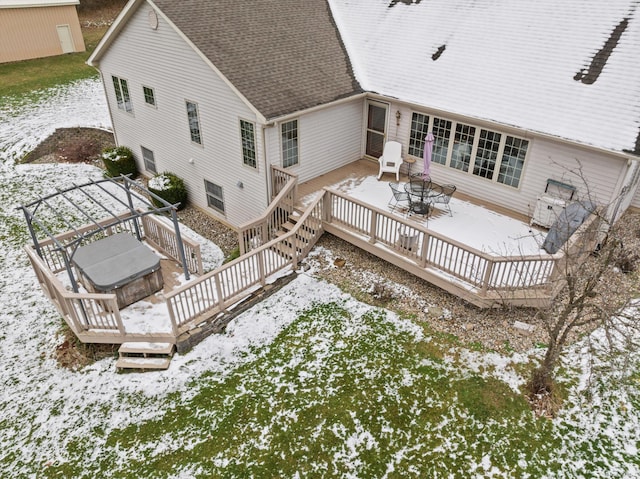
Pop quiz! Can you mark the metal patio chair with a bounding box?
[388,182,410,211]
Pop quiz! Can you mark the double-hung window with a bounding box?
[186,101,202,145]
[143,86,156,107]
[204,180,225,213]
[281,120,299,168]
[112,76,133,113]
[240,120,257,168]
[141,146,157,174]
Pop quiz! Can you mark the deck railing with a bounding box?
[141,215,203,275]
[323,188,560,306]
[25,245,125,336]
[165,195,324,330]
[27,211,204,342]
[238,166,299,255]
[271,165,298,198]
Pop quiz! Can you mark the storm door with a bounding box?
[365,100,388,158]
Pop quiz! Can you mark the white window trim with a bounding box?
[239,118,258,170]
[408,110,529,189]
[186,100,203,146]
[281,118,300,168]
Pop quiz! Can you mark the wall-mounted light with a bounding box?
[188,158,194,164]
[237,180,244,189]
[395,110,401,126]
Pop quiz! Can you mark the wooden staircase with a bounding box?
[272,209,314,256]
[115,341,175,372]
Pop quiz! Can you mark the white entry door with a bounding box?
[56,25,75,53]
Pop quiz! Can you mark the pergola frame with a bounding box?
[18,175,190,294]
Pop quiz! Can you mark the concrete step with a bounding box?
[116,356,171,371]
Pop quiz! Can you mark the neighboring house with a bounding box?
[0,0,85,63]
[88,0,640,230]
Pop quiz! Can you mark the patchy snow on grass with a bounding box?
[1,77,639,478]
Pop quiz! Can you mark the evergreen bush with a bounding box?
[148,172,188,210]
[101,146,137,178]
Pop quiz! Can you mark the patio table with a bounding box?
[404,181,442,216]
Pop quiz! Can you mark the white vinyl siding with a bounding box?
[394,104,626,217]
[266,99,363,184]
[97,3,266,227]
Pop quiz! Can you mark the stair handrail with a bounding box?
[237,166,299,254]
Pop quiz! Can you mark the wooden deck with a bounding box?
[297,158,531,224]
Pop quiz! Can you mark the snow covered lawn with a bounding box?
[0,80,639,478]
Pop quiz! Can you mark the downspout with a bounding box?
[262,121,275,205]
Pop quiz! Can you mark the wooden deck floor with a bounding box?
[297,158,531,224]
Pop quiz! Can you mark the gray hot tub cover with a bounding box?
[542,200,596,254]
[73,232,161,290]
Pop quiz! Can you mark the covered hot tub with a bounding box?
[73,232,164,308]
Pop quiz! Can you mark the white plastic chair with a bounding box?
[377,141,403,181]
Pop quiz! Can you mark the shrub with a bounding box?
[101,146,137,178]
[148,172,188,210]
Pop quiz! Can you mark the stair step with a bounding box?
[289,211,302,223]
[281,221,296,231]
[118,341,174,357]
[115,356,171,371]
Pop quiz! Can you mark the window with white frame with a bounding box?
[143,86,156,107]
[431,117,452,165]
[472,129,502,179]
[409,111,529,188]
[112,75,133,113]
[204,180,224,213]
[186,101,202,145]
[281,119,299,168]
[141,146,156,174]
[498,136,529,188]
[240,120,257,168]
[408,113,430,158]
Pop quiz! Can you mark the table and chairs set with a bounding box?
[388,176,456,219]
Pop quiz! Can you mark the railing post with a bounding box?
[322,191,332,223]
[481,259,495,296]
[369,211,377,244]
[291,235,298,269]
[214,272,226,312]
[419,231,429,267]
[165,297,180,337]
[258,249,267,287]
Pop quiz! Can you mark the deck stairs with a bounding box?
[115,341,175,372]
[272,209,314,256]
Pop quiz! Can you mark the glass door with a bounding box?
[365,100,388,158]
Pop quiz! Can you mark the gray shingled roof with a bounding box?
[153,0,362,120]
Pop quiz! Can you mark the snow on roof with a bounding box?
[329,0,640,155]
[0,0,79,8]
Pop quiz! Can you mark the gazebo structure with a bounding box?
[19,175,191,293]
[19,175,205,348]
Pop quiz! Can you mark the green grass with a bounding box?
[35,302,577,478]
[0,27,106,98]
